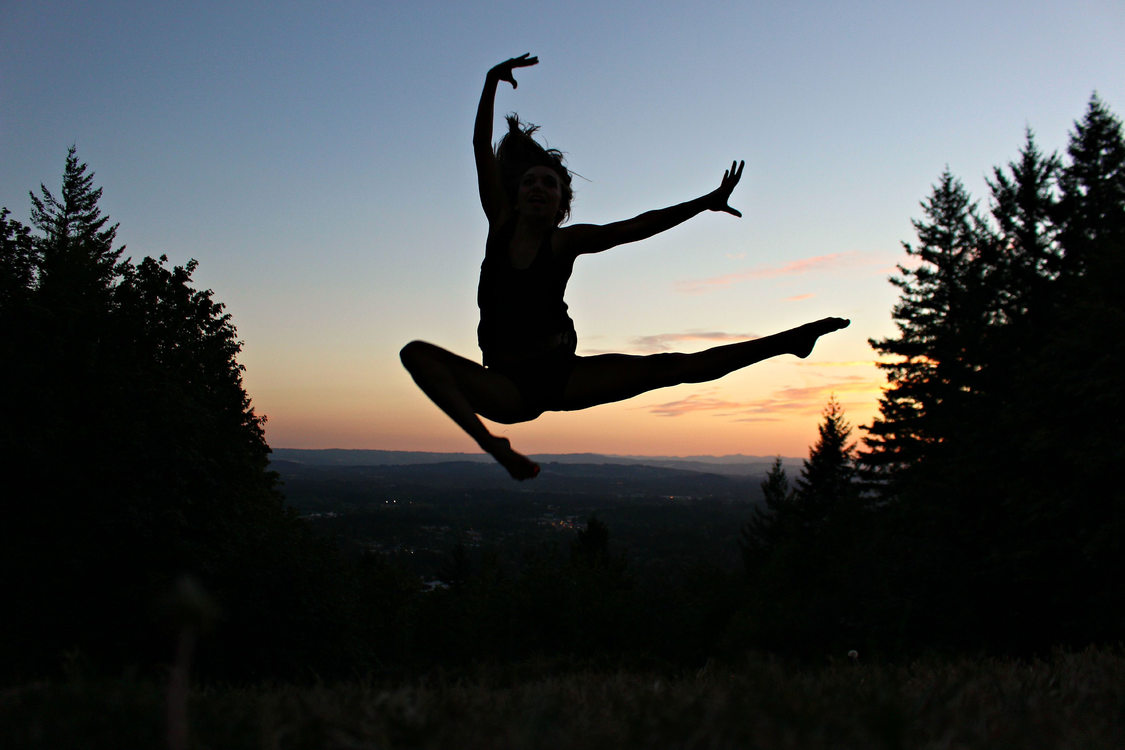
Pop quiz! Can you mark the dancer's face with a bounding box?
[516,166,563,223]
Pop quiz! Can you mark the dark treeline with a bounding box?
[739,95,1125,657]
[1,151,360,679]
[2,95,1121,681]
[874,94,1125,650]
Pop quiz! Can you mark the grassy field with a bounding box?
[4,647,1123,749]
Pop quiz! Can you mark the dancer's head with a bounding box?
[496,115,572,225]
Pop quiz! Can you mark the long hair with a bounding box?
[495,115,573,224]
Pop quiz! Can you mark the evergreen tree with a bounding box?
[1057,94,1125,285]
[987,130,1061,327]
[742,397,860,574]
[739,457,793,572]
[29,146,123,309]
[738,402,868,653]
[794,395,859,528]
[1008,96,1125,642]
[862,170,998,495]
[761,456,793,508]
[861,169,1044,648]
[0,208,35,311]
[0,209,35,461]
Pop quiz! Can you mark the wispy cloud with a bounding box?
[643,376,881,421]
[647,393,751,418]
[676,251,873,294]
[793,359,882,368]
[579,330,761,356]
[784,293,815,302]
[729,379,877,423]
[629,330,759,353]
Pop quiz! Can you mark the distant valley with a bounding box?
[269,448,784,576]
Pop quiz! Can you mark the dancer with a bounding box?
[401,54,849,480]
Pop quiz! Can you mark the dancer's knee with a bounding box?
[399,340,433,372]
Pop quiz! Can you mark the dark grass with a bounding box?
[4,648,1124,749]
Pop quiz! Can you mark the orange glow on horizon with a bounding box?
[259,373,885,459]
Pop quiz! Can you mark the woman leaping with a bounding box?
[401,54,849,480]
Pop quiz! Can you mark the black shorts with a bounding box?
[487,345,577,416]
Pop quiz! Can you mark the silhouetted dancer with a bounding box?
[401,54,849,480]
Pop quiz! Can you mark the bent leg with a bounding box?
[399,340,540,479]
[561,317,849,411]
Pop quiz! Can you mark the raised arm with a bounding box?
[474,54,538,223]
[559,160,745,256]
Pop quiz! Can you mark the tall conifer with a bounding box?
[862,170,995,493]
[29,146,123,307]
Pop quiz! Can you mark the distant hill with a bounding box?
[271,458,757,502]
[270,448,802,478]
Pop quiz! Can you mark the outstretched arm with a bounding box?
[559,160,745,255]
[474,54,538,223]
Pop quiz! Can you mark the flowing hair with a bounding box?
[495,115,573,224]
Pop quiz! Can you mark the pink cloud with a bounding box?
[644,376,880,421]
[629,330,759,353]
[580,331,762,356]
[793,359,883,368]
[731,383,850,421]
[675,251,868,294]
[648,393,749,418]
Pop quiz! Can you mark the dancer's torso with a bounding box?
[477,219,577,365]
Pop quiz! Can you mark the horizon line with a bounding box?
[271,447,805,460]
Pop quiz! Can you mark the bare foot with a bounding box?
[788,317,850,358]
[483,435,540,480]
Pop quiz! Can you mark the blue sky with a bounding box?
[3,0,1123,457]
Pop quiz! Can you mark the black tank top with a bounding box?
[477,220,576,364]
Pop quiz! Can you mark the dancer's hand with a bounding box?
[706,160,745,217]
[488,53,539,89]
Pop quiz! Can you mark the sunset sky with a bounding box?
[3,1,1123,459]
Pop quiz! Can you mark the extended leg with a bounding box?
[399,341,541,479]
[561,317,849,411]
